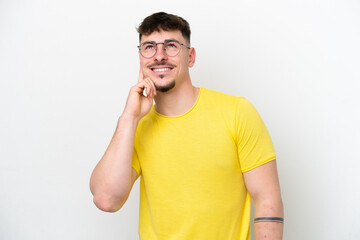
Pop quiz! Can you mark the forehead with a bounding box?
[140,30,185,43]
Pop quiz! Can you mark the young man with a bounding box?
[90,12,284,240]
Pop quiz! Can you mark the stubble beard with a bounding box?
[147,61,177,93]
[155,75,176,92]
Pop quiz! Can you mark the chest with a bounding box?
[137,118,240,181]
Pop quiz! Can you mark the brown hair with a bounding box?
[137,12,191,44]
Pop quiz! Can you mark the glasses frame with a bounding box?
[137,39,191,59]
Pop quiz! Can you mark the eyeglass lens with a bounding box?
[140,41,181,58]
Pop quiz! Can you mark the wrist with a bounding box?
[118,113,140,125]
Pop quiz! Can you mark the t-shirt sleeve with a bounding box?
[235,97,276,172]
[131,131,142,179]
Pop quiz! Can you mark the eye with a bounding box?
[143,44,155,51]
[166,42,178,49]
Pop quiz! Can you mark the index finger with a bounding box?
[138,67,144,83]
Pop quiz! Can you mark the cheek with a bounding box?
[141,60,150,69]
[141,64,151,78]
[176,66,182,75]
[140,59,146,67]
[178,58,189,73]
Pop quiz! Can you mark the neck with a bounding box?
[154,80,199,117]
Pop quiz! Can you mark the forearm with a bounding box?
[253,199,284,240]
[90,114,139,211]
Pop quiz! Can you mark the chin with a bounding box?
[155,79,176,92]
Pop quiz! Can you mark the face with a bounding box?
[139,30,195,93]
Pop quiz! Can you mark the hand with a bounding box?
[121,67,157,121]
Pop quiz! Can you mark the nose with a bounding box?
[154,43,168,62]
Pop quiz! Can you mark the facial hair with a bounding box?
[148,61,177,92]
[155,76,176,92]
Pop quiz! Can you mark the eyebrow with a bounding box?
[141,39,179,45]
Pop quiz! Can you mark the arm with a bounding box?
[243,160,284,240]
[89,116,140,212]
[89,69,157,212]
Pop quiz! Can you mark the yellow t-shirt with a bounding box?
[132,87,276,240]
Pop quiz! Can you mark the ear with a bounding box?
[188,47,196,68]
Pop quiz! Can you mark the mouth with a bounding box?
[148,63,176,75]
[152,67,173,73]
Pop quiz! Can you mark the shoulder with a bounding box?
[199,87,264,124]
[201,87,241,99]
[200,87,247,109]
[200,86,244,101]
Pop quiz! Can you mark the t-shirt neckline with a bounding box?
[151,87,203,119]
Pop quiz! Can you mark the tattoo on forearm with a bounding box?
[254,217,284,223]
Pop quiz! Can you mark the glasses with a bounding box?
[138,39,190,58]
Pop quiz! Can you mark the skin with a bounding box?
[90,29,283,239]
[89,30,198,213]
[139,30,193,93]
[138,30,198,117]
[244,160,284,239]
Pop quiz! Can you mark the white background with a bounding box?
[1,0,359,239]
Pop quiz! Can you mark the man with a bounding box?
[90,12,283,240]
